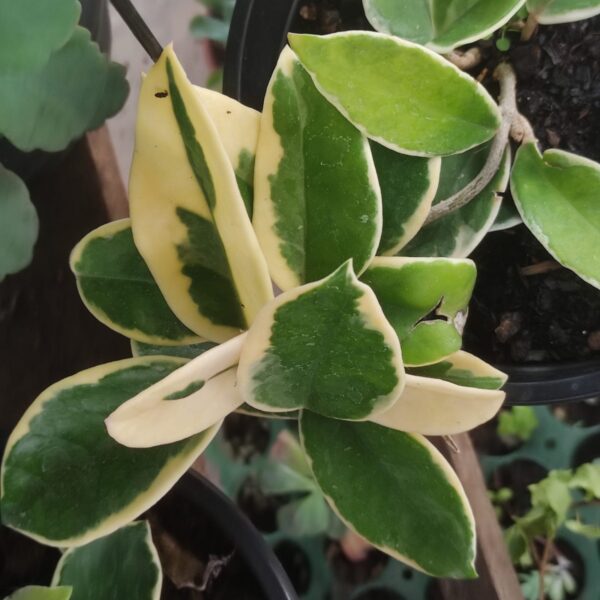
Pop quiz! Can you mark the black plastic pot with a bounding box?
[223,0,600,407]
[0,0,113,180]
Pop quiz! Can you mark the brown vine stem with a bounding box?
[425,62,518,226]
[537,537,554,600]
[444,47,483,71]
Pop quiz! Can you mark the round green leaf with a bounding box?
[300,412,476,578]
[1,357,219,547]
[288,32,501,157]
[511,143,600,289]
[4,588,72,600]
[0,164,38,280]
[52,522,161,600]
[0,0,80,70]
[527,0,600,23]
[238,262,404,420]
[71,219,200,345]
[363,0,525,52]
[0,27,129,152]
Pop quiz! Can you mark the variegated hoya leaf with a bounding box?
[401,146,511,258]
[131,339,217,359]
[1,357,219,547]
[371,142,441,255]
[511,143,600,289]
[288,32,501,157]
[300,412,476,578]
[363,0,525,52]
[4,589,72,600]
[372,351,506,435]
[527,0,600,23]
[71,220,199,346]
[129,46,272,343]
[253,46,381,291]
[361,257,476,366]
[52,522,162,600]
[238,262,404,420]
[490,197,522,232]
[107,335,245,448]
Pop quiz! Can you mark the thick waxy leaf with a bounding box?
[4,588,72,600]
[52,522,161,600]
[131,339,217,359]
[129,46,272,343]
[1,358,219,546]
[361,257,476,366]
[0,164,38,280]
[371,142,441,255]
[253,47,381,291]
[490,197,522,232]
[363,0,525,52]
[194,87,260,216]
[238,262,404,420]
[300,412,476,577]
[372,353,506,435]
[107,335,245,447]
[0,27,128,152]
[71,220,199,345]
[511,143,600,289]
[402,146,510,257]
[288,32,501,157]
[0,0,79,70]
[527,0,600,23]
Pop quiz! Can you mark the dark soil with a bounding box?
[222,414,271,463]
[325,539,388,586]
[236,475,285,534]
[553,398,600,427]
[273,540,312,595]
[470,416,524,456]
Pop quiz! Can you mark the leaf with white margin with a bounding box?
[71,220,199,346]
[401,146,511,257]
[253,46,381,291]
[131,339,217,359]
[0,164,38,280]
[1,357,219,547]
[288,32,501,157]
[300,412,476,578]
[371,142,441,255]
[527,0,600,23]
[129,46,272,343]
[363,0,525,53]
[511,143,600,289]
[372,352,506,435]
[4,588,72,600]
[52,521,161,600]
[107,335,245,448]
[0,27,128,152]
[238,261,404,420]
[361,257,476,366]
[490,197,522,232]
[194,87,260,216]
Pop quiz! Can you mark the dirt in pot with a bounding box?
[222,414,271,464]
[471,415,526,456]
[292,0,372,34]
[553,398,600,428]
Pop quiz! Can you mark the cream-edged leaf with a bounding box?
[527,0,600,23]
[4,588,72,600]
[238,262,404,420]
[288,32,501,157]
[131,339,217,359]
[129,46,272,343]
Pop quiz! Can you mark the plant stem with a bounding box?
[110,0,163,62]
[522,13,539,42]
[537,537,553,600]
[425,62,518,225]
[445,48,483,70]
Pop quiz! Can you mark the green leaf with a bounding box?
[131,339,217,359]
[190,15,230,43]
[565,519,600,538]
[0,27,128,152]
[402,146,510,258]
[497,406,539,441]
[0,0,79,70]
[371,142,440,255]
[238,262,404,420]
[106,335,245,448]
[361,257,476,365]
[1,357,219,546]
[300,412,476,578]
[490,197,522,231]
[363,0,525,52]
[52,522,161,600]
[71,220,200,345]
[253,47,381,290]
[511,143,600,289]
[529,470,573,527]
[527,0,600,24]
[288,32,501,157]
[129,47,272,343]
[0,164,38,280]
[277,493,332,537]
[569,463,600,498]
[4,588,72,600]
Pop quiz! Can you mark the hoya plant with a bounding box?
[0,0,128,281]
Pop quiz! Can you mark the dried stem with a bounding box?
[425,62,518,225]
[445,47,483,71]
[537,537,554,600]
[110,0,163,62]
[522,13,539,42]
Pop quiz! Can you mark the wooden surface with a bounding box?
[0,127,130,440]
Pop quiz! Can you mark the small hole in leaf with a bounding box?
[155,90,168,98]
